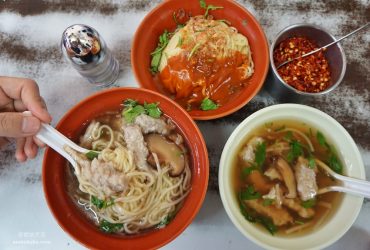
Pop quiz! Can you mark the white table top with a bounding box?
[0,1,369,249]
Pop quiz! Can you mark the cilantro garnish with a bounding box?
[150,30,171,73]
[100,219,123,233]
[301,198,316,208]
[240,185,262,200]
[85,151,99,160]
[122,99,163,123]
[199,0,223,18]
[200,98,219,111]
[91,196,114,209]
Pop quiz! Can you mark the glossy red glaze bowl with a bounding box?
[42,87,209,250]
[132,0,269,120]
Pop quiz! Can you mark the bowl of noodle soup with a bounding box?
[42,87,209,249]
[219,104,365,249]
[132,0,269,120]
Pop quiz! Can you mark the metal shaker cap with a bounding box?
[61,24,106,66]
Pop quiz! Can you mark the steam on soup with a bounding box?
[65,99,191,235]
[233,121,343,235]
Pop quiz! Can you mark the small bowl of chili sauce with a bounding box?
[267,23,346,99]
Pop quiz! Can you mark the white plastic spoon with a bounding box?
[315,158,370,199]
[24,110,96,173]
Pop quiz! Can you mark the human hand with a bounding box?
[0,76,52,161]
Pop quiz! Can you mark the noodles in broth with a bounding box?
[65,100,191,234]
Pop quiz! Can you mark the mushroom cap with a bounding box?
[146,134,186,176]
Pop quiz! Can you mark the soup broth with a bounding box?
[232,120,343,236]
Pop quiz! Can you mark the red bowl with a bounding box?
[42,87,209,250]
[132,0,269,120]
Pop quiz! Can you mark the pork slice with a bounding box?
[295,156,318,201]
[239,136,264,163]
[64,146,128,198]
[282,198,315,218]
[122,124,149,170]
[90,158,128,195]
[134,114,171,135]
[245,199,293,226]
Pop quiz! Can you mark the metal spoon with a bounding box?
[315,158,370,199]
[276,22,370,69]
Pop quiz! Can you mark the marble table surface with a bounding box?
[0,0,369,249]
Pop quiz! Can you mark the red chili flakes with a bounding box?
[273,37,331,93]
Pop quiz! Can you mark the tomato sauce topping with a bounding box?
[273,37,331,93]
[159,51,250,110]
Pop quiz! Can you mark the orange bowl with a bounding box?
[132,0,269,120]
[42,87,209,250]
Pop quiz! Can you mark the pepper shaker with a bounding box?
[61,24,119,87]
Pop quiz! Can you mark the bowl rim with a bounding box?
[42,87,209,250]
[131,0,270,120]
[269,23,347,96]
[219,103,364,250]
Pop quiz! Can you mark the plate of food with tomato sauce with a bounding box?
[132,0,269,120]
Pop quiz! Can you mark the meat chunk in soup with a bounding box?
[134,114,172,135]
[64,146,128,198]
[295,156,318,201]
[239,136,265,163]
[122,124,149,170]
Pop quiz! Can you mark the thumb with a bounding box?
[0,112,41,138]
